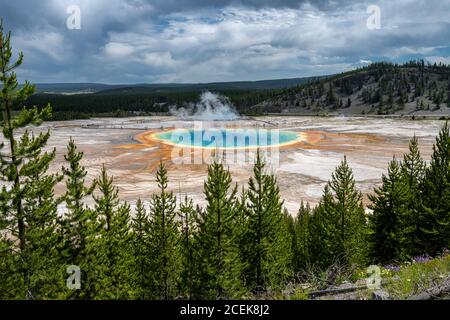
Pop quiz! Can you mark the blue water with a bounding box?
[155,128,299,148]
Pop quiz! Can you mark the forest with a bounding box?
[22,60,450,121]
[1,23,450,300]
[25,85,285,121]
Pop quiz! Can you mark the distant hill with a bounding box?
[27,76,322,120]
[253,61,450,116]
[34,83,120,94]
[34,76,320,95]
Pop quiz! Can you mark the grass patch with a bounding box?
[385,254,450,299]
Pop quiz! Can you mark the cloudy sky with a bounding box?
[1,0,450,84]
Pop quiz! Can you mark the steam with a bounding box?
[169,91,240,121]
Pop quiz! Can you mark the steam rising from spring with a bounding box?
[169,91,240,121]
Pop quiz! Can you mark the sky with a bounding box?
[1,0,450,84]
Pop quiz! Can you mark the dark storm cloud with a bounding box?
[0,0,449,83]
[143,0,352,13]
[0,0,348,30]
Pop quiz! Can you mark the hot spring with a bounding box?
[152,128,303,149]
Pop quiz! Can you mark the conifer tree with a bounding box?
[147,162,181,299]
[59,138,96,298]
[21,149,63,299]
[309,185,337,268]
[402,136,426,193]
[294,201,311,272]
[131,199,149,299]
[92,166,133,299]
[193,160,244,299]
[233,186,252,289]
[0,21,59,299]
[447,91,450,108]
[369,158,409,263]
[329,157,368,266]
[326,83,336,105]
[400,136,426,257]
[178,196,197,299]
[285,211,297,273]
[244,150,292,292]
[420,122,450,254]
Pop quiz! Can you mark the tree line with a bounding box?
[1,22,450,300]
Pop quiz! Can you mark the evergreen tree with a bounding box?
[234,186,251,289]
[244,150,292,292]
[59,138,96,298]
[130,199,149,299]
[0,22,59,299]
[402,136,425,191]
[329,157,368,266]
[309,185,337,268]
[447,91,450,108]
[420,122,450,255]
[284,212,297,274]
[0,180,16,297]
[369,158,409,263]
[346,97,352,108]
[326,83,336,105]
[178,196,197,299]
[293,201,311,272]
[92,166,133,299]
[193,160,244,299]
[400,136,426,257]
[21,147,63,299]
[147,162,181,299]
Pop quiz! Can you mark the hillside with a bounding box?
[26,61,450,120]
[253,61,450,117]
[33,76,317,94]
[26,76,317,120]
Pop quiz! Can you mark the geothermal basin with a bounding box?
[29,116,444,214]
[150,128,304,149]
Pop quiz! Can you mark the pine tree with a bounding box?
[447,91,450,108]
[0,22,59,299]
[59,138,96,298]
[193,160,244,299]
[285,211,297,274]
[326,83,336,105]
[420,122,450,255]
[244,150,292,292]
[309,185,337,268]
[92,166,133,299]
[326,157,368,266]
[234,186,251,289]
[369,158,409,263]
[402,136,425,191]
[0,185,16,297]
[178,196,197,299]
[293,201,311,272]
[21,149,63,299]
[400,136,426,257]
[130,199,149,299]
[147,162,181,299]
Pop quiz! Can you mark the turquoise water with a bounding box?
[155,128,299,148]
